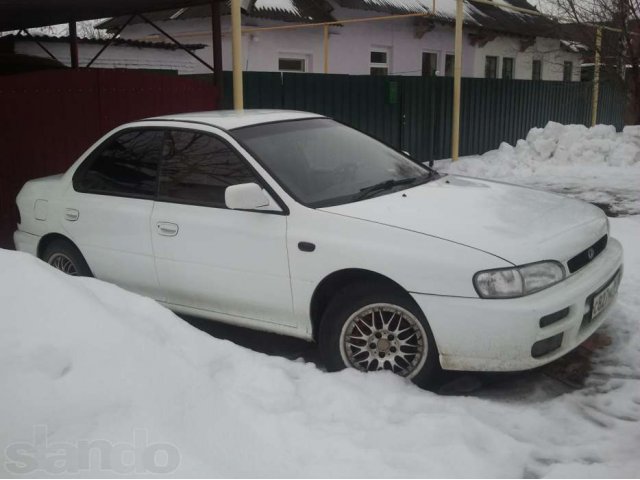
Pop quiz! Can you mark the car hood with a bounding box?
[320,175,608,266]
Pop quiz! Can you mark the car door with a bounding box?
[62,128,163,299]
[150,127,295,326]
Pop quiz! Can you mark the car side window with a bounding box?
[74,129,163,198]
[158,130,258,207]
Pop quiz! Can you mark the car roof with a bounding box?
[144,109,324,131]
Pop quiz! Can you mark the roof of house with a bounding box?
[98,0,337,30]
[99,0,564,40]
[336,0,558,38]
[143,109,323,130]
[0,33,206,51]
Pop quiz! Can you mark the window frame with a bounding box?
[421,50,439,77]
[370,48,390,76]
[444,53,455,77]
[502,57,514,79]
[278,56,307,73]
[532,59,542,80]
[484,56,498,79]
[563,61,573,81]
[72,127,165,201]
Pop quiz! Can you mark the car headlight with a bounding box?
[473,261,566,299]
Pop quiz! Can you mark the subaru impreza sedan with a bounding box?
[14,110,623,387]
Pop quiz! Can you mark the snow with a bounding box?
[1,220,640,476]
[441,122,640,215]
[358,0,533,21]
[360,0,483,21]
[254,0,300,15]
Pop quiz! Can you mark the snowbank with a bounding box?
[442,122,640,215]
[1,217,640,477]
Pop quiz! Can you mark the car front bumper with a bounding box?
[411,238,624,372]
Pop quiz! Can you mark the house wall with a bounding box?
[472,36,581,81]
[14,40,199,73]
[116,3,582,80]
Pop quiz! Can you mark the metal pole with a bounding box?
[68,21,79,68]
[211,0,223,90]
[231,0,244,110]
[20,29,58,61]
[86,15,134,68]
[451,0,463,161]
[323,25,329,74]
[139,14,214,72]
[591,27,602,127]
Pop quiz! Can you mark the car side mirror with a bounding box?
[225,183,270,210]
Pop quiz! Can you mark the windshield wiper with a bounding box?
[354,177,418,201]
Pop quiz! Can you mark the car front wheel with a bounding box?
[319,282,439,388]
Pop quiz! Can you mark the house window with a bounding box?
[445,54,454,76]
[370,49,389,76]
[563,61,573,81]
[421,52,438,76]
[279,57,306,73]
[502,57,514,79]
[532,59,542,80]
[485,56,498,79]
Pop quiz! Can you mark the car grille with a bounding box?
[567,235,608,274]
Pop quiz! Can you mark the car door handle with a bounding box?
[64,208,79,222]
[156,222,179,237]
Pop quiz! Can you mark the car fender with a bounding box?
[286,205,513,334]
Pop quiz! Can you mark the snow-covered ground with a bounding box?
[440,122,640,216]
[1,122,639,477]
[1,217,639,477]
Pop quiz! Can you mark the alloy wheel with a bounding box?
[339,303,428,378]
[48,253,79,276]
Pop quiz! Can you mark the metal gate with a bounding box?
[218,71,625,163]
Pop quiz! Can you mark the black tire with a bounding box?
[318,282,440,389]
[42,239,93,277]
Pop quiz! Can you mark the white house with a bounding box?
[0,33,206,73]
[99,0,583,81]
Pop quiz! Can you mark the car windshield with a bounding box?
[232,118,437,207]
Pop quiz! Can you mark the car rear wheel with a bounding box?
[319,282,439,388]
[42,240,92,277]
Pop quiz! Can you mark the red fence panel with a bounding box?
[0,69,218,248]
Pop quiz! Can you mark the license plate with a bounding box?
[591,271,621,319]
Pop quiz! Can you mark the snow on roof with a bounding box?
[336,0,560,37]
[560,39,589,53]
[98,0,336,30]
[0,32,205,51]
[253,0,300,16]
[99,0,567,40]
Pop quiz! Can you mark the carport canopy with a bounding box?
[0,0,225,31]
[0,0,228,91]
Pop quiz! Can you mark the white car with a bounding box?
[14,110,623,387]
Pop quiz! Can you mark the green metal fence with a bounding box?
[215,72,625,163]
